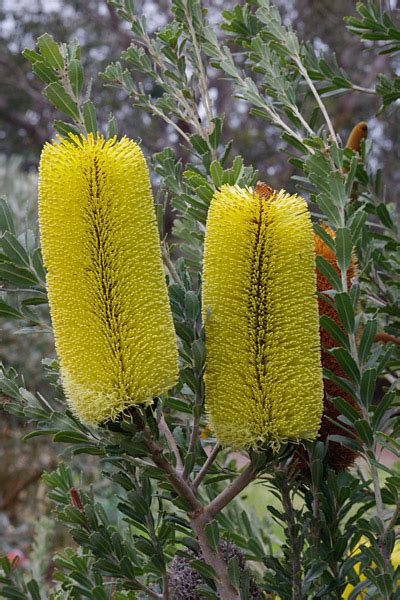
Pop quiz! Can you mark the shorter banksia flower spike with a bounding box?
[39,134,178,424]
[202,183,323,450]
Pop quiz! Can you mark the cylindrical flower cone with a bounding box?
[39,134,178,424]
[202,183,323,450]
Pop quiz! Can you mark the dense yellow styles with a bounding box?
[39,134,178,424]
[202,184,323,450]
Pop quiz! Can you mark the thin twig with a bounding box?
[187,387,202,459]
[159,414,184,476]
[192,443,221,491]
[294,56,336,141]
[161,244,182,286]
[351,84,376,94]
[279,471,302,600]
[182,0,214,131]
[142,431,201,512]
[385,496,400,534]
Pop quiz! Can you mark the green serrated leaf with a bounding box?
[320,315,349,349]
[358,319,377,364]
[335,227,353,274]
[316,255,342,291]
[335,292,355,334]
[82,100,98,134]
[0,198,16,235]
[354,419,374,447]
[107,113,118,138]
[37,33,64,70]
[44,82,80,120]
[0,300,22,319]
[1,231,30,267]
[53,120,81,138]
[360,368,377,408]
[69,59,84,98]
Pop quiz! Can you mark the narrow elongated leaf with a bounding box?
[331,347,360,382]
[1,231,30,267]
[372,390,394,430]
[349,208,367,242]
[316,193,341,227]
[0,198,15,235]
[69,59,84,98]
[82,100,97,134]
[323,367,357,399]
[335,292,355,334]
[335,227,352,273]
[331,396,360,423]
[316,255,342,291]
[0,263,38,287]
[358,319,377,363]
[32,61,58,84]
[354,419,374,447]
[328,434,363,452]
[189,559,216,580]
[107,113,118,138]
[44,82,80,120]
[320,315,349,349]
[0,300,22,319]
[360,368,377,408]
[37,33,64,70]
[313,222,336,252]
[53,120,81,138]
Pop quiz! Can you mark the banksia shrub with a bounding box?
[202,184,323,450]
[315,225,359,471]
[38,134,178,424]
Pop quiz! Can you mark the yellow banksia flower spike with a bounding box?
[39,133,178,425]
[202,183,323,450]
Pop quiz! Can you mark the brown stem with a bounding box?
[158,414,184,476]
[374,332,400,346]
[192,443,221,492]
[190,510,240,600]
[279,472,302,600]
[143,433,201,512]
[205,460,258,519]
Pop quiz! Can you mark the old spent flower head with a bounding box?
[202,182,323,450]
[38,133,178,425]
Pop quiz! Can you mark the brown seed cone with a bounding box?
[345,121,368,153]
[294,225,360,473]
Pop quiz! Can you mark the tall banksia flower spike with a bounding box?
[202,183,323,450]
[314,224,359,471]
[39,134,178,425]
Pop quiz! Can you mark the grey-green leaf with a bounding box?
[69,59,84,98]
[82,100,98,134]
[45,82,80,120]
[335,227,353,274]
[37,33,64,70]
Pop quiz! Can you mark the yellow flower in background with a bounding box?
[342,539,400,598]
[39,134,178,424]
[202,184,323,450]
